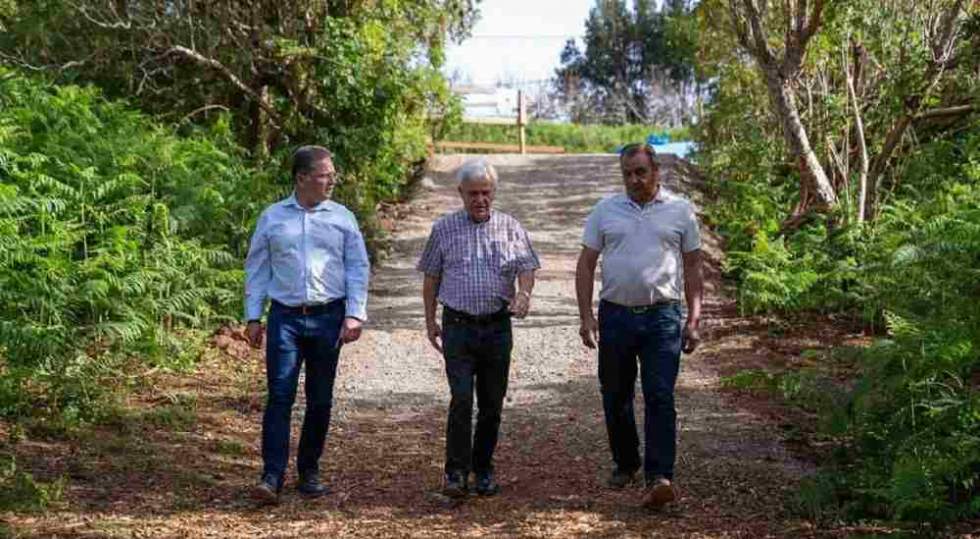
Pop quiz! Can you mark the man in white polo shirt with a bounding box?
[575,143,703,509]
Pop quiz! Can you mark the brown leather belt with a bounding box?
[271,298,344,316]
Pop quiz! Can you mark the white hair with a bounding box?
[456,159,498,185]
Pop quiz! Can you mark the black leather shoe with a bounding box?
[250,473,280,504]
[296,473,330,498]
[474,471,500,496]
[442,471,468,498]
[606,468,637,489]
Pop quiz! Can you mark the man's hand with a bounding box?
[426,320,443,353]
[246,321,264,349]
[340,317,363,344]
[682,323,701,354]
[579,315,599,349]
[509,291,531,319]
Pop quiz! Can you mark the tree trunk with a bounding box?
[762,68,838,210]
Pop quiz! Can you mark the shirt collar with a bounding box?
[284,192,333,212]
[461,208,494,225]
[621,188,667,210]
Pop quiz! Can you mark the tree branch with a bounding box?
[166,46,281,126]
[914,103,976,121]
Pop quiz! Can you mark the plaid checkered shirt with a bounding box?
[417,209,541,316]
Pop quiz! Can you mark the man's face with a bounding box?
[459,177,495,222]
[296,158,336,203]
[621,151,659,204]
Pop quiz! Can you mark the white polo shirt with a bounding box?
[582,189,700,306]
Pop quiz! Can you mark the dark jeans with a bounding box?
[598,300,683,481]
[261,300,344,486]
[442,309,513,475]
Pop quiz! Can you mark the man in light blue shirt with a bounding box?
[244,145,370,504]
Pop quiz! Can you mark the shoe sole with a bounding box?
[643,484,676,509]
[298,489,329,499]
[250,484,279,505]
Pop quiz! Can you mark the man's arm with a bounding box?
[341,213,371,343]
[509,270,536,318]
[682,249,703,353]
[423,273,443,352]
[575,246,601,348]
[244,212,271,348]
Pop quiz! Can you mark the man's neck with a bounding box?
[466,210,491,223]
[628,187,660,206]
[295,192,325,210]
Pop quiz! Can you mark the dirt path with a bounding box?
[11,154,820,538]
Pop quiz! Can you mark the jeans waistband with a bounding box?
[600,299,680,315]
[443,305,511,325]
[271,298,344,316]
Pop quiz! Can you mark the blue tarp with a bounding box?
[613,137,695,159]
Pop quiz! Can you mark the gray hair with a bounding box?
[456,159,498,185]
[291,145,333,181]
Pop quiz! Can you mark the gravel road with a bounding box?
[322,154,813,537]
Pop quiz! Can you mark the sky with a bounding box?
[443,0,595,87]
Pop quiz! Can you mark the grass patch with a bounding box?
[214,439,247,456]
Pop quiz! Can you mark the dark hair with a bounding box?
[619,142,657,168]
[291,145,333,181]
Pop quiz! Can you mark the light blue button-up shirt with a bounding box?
[244,194,370,322]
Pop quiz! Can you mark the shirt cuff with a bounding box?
[345,299,367,322]
[245,299,265,322]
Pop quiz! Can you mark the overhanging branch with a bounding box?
[167,46,281,126]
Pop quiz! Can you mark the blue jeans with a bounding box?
[261,300,344,486]
[442,310,513,475]
[598,300,683,480]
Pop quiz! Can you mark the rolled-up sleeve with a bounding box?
[244,211,272,321]
[416,223,444,276]
[581,207,603,251]
[680,202,701,253]
[343,212,371,321]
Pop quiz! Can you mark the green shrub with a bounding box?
[0,453,65,512]
[0,68,276,425]
[702,86,980,523]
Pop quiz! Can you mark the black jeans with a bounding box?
[598,300,683,481]
[441,309,513,475]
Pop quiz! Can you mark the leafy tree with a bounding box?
[0,1,478,234]
[552,0,701,125]
[711,0,978,222]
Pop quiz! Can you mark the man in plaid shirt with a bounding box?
[417,159,540,498]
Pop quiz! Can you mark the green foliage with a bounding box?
[709,125,980,524]
[552,0,701,124]
[0,68,275,425]
[0,2,476,251]
[0,453,65,512]
[443,122,690,153]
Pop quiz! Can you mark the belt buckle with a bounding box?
[301,304,311,315]
[629,305,648,314]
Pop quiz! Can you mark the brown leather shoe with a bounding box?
[642,477,676,509]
